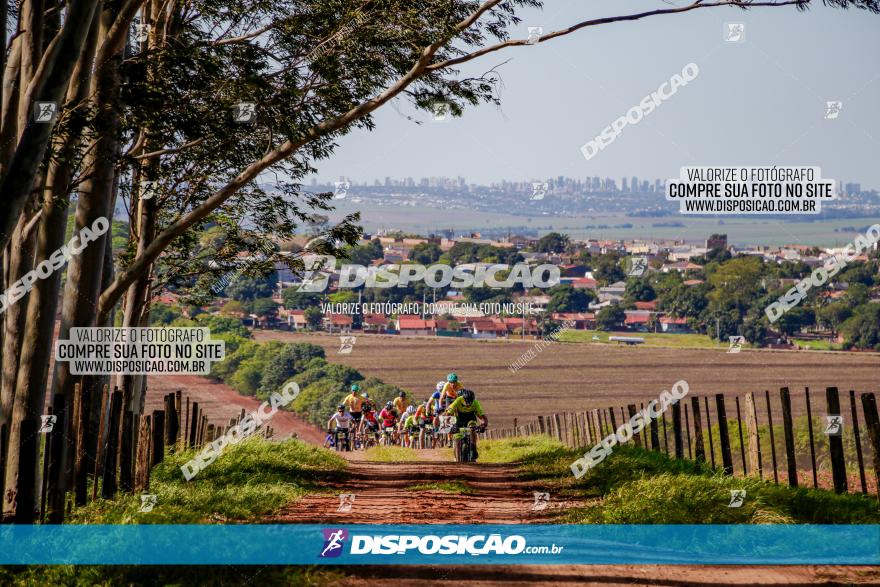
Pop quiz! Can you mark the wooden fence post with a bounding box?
[537,415,545,434]
[691,396,705,463]
[626,405,640,446]
[744,392,762,478]
[650,408,660,452]
[562,412,574,448]
[825,387,847,494]
[704,397,716,469]
[188,402,200,448]
[684,403,692,459]
[661,413,668,455]
[73,382,91,507]
[801,387,819,489]
[859,393,880,502]
[734,396,747,475]
[850,390,867,495]
[175,391,183,449]
[672,400,684,459]
[779,387,797,487]
[715,394,732,475]
[119,410,135,492]
[134,415,151,492]
[184,397,191,449]
[764,390,778,483]
[151,410,165,467]
[164,394,177,452]
[608,407,618,433]
[102,389,123,499]
[92,385,110,502]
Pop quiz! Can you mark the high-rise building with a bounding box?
[631,176,639,193]
[641,180,650,192]
[621,177,629,192]
[706,234,728,250]
[845,182,861,196]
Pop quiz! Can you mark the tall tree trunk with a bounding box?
[46,5,123,520]
[7,6,100,520]
[1,205,39,521]
[0,0,98,251]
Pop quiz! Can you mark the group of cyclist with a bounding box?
[324,373,489,459]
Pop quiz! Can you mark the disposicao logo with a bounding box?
[320,528,348,558]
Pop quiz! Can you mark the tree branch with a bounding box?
[426,0,804,72]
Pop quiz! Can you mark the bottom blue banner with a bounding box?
[1,524,877,565]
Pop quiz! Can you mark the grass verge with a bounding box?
[69,436,347,524]
[480,436,880,524]
[3,437,348,585]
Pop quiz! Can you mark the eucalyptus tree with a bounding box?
[2,0,878,523]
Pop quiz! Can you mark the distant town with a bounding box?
[157,229,880,352]
[308,175,880,221]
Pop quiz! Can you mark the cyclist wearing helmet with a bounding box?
[379,401,398,428]
[392,390,409,415]
[400,405,419,448]
[358,402,380,445]
[440,373,462,409]
[343,384,365,426]
[327,404,353,431]
[415,400,434,449]
[445,388,488,457]
[327,405,354,450]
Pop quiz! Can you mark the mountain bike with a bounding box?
[419,423,437,449]
[380,426,396,446]
[333,428,352,452]
[361,425,380,449]
[452,422,485,463]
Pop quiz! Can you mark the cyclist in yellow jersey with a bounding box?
[392,391,409,414]
[440,372,462,408]
[342,384,366,445]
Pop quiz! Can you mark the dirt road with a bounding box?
[273,457,584,524]
[272,449,879,586]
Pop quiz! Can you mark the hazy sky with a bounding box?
[312,0,880,189]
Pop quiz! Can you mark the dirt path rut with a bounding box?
[273,457,582,524]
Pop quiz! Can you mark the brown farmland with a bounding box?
[253,331,880,429]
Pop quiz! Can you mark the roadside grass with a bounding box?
[69,437,347,524]
[480,436,880,524]
[557,329,722,349]
[792,338,842,351]
[406,480,473,494]
[0,566,345,587]
[363,445,423,462]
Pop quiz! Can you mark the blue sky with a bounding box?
[312,1,880,189]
